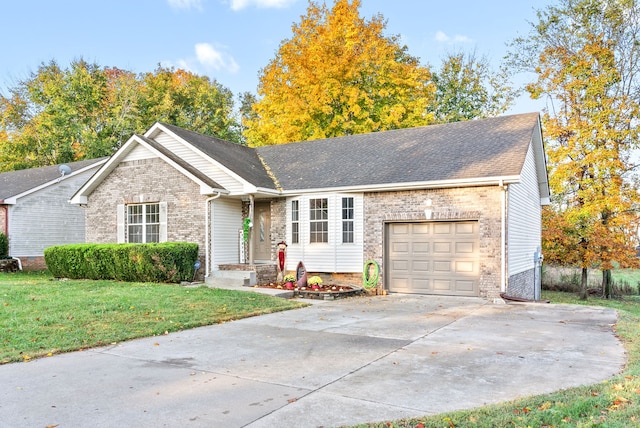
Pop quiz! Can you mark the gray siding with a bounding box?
[507,142,542,278]
[8,170,95,256]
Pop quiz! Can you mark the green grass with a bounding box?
[347,291,640,428]
[0,270,306,364]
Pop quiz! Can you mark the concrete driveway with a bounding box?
[0,294,626,428]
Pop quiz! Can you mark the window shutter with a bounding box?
[116,204,125,243]
[159,201,168,242]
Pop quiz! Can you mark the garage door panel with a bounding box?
[455,280,476,294]
[455,261,475,273]
[391,260,409,270]
[455,242,474,254]
[412,223,431,234]
[412,260,429,272]
[413,242,430,253]
[455,222,475,235]
[433,242,451,254]
[391,242,409,253]
[386,221,479,296]
[433,279,453,292]
[433,223,452,234]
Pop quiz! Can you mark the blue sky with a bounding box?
[1,0,552,114]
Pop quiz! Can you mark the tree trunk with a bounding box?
[602,269,612,299]
[579,267,588,300]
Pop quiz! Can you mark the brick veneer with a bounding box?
[363,187,503,299]
[0,206,7,235]
[85,158,208,265]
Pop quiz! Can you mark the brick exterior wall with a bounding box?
[85,158,208,265]
[0,206,6,235]
[508,268,537,300]
[17,256,47,271]
[363,187,503,299]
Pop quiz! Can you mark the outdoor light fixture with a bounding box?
[424,198,433,219]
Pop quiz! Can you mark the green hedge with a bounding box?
[0,232,8,258]
[44,242,199,283]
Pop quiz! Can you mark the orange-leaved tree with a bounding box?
[509,0,640,299]
[243,0,435,146]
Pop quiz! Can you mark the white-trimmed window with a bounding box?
[291,200,300,244]
[342,197,354,243]
[309,198,328,243]
[117,202,167,243]
[127,203,159,243]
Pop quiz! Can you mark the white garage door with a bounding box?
[385,221,480,296]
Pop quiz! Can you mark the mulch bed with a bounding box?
[254,282,364,300]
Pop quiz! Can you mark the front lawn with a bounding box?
[0,270,306,364]
[348,291,640,428]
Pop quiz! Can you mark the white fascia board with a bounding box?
[152,123,257,192]
[6,158,108,205]
[278,175,521,196]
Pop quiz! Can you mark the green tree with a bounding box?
[243,0,435,146]
[0,61,241,171]
[137,66,241,143]
[508,0,640,299]
[430,51,516,123]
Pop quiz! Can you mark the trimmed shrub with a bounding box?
[44,242,199,283]
[0,232,8,258]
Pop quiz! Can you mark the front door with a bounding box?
[254,201,272,261]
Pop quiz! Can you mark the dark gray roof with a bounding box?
[0,158,106,202]
[256,113,540,190]
[159,123,277,190]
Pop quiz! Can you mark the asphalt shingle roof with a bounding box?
[159,123,277,190]
[0,158,106,202]
[256,112,540,191]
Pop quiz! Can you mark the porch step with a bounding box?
[206,270,257,287]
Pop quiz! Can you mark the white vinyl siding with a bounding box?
[124,144,157,161]
[285,193,363,272]
[211,197,243,268]
[153,131,247,194]
[508,142,543,276]
[7,169,96,257]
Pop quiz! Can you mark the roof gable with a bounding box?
[154,123,276,190]
[0,158,107,203]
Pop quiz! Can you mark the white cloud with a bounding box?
[228,0,297,11]
[162,43,239,76]
[434,30,473,44]
[195,43,240,73]
[167,0,204,10]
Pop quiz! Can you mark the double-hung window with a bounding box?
[309,198,328,243]
[342,197,354,243]
[291,200,300,244]
[127,203,160,243]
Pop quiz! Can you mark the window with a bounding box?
[291,200,299,244]
[342,197,354,243]
[309,198,328,243]
[127,203,160,243]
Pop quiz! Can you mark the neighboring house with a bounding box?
[0,158,108,270]
[71,113,549,300]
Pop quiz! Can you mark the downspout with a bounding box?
[205,192,222,277]
[249,194,255,265]
[500,179,507,294]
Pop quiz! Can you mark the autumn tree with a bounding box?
[508,0,640,299]
[430,51,516,123]
[243,0,435,146]
[0,61,241,171]
[136,66,240,143]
